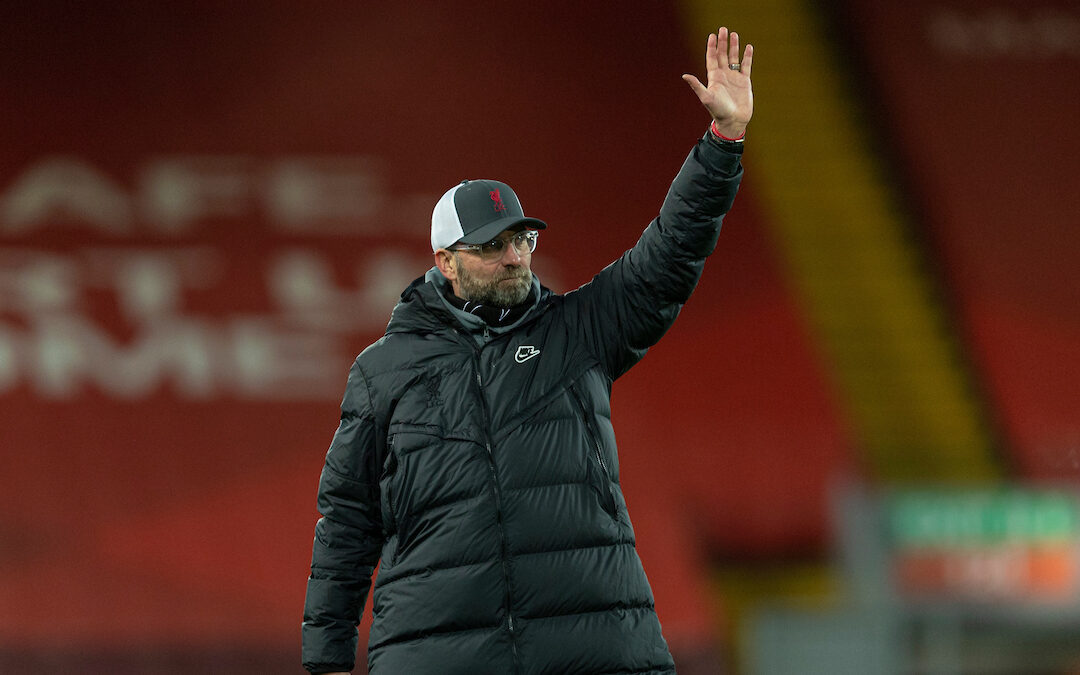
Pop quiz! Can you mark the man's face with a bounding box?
[450,229,533,308]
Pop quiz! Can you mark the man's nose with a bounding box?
[500,242,523,264]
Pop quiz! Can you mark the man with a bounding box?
[303,27,754,675]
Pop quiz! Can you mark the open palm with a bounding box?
[682,27,754,138]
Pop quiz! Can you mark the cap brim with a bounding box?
[457,217,547,245]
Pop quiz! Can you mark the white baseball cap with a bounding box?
[431,179,547,252]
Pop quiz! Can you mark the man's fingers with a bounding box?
[729,31,741,67]
[741,44,754,78]
[715,27,729,69]
[705,31,719,74]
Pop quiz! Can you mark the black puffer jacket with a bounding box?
[303,133,742,675]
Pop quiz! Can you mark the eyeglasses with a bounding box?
[449,230,539,263]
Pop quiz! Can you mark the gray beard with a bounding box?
[454,256,532,308]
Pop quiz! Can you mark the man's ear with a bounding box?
[434,249,457,281]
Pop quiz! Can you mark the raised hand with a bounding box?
[682,27,754,138]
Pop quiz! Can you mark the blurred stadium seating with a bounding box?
[1,1,1076,672]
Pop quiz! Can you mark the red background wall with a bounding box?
[16,0,1080,669]
[835,0,1080,478]
[0,2,851,668]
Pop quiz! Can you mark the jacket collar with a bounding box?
[386,267,549,336]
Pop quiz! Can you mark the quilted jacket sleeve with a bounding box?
[568,132,743,379]
[302,359,386,673]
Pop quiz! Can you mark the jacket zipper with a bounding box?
[570,384,619,519]
[381,436,398,564]
[469,344,520,672]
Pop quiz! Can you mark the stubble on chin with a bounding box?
[494,274,531,307]
[458,266,531,308]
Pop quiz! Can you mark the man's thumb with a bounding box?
[681,74,707,99]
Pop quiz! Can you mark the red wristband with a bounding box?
[710,120,745,142]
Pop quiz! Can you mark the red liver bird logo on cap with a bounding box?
[489,189,507,213]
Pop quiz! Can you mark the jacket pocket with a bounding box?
[569,382,619,520]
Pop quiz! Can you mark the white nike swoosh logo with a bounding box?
[515,346,540,363]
